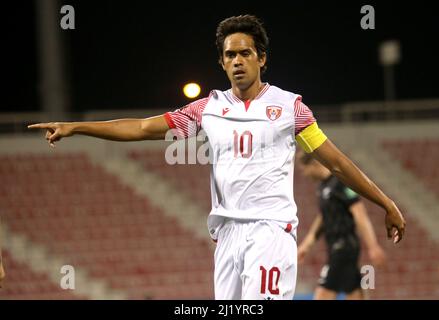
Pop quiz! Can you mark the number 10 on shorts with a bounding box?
[260,266,280,294]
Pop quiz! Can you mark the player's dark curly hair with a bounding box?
[216,15,269,74]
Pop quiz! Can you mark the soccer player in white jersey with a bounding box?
[29,15,406,300]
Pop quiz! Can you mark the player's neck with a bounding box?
[232,80,264,101]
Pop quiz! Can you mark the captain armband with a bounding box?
[295,122,328,153]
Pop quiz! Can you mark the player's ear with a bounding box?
[258,52,267,68]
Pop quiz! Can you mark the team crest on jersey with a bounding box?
[266,106,282,121]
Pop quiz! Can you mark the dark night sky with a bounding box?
[4,1,439,112]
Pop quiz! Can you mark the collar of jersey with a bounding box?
[229,83,270,104]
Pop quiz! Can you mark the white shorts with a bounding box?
[214,219,297,300]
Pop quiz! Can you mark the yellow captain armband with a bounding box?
[295,122,328,153]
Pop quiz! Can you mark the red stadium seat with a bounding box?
[0,152,214,300]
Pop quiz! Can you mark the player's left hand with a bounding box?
[385,202,406,244]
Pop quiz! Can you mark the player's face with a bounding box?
[221,33,266,91]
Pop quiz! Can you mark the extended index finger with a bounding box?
[28,123,51,129]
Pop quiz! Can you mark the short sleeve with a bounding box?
[294,97,327,153]
[294,96,316,136]
[164,97,209,139]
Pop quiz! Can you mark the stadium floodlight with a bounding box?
[379,40,401,101]
[183,83,201,99]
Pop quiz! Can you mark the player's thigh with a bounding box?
[214,222,242,300]
[241,221,297,300]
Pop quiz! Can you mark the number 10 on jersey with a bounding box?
[233,130,253,158]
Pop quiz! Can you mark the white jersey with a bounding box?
[165,83,316,240]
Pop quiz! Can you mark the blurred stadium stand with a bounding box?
[1,100,439,299]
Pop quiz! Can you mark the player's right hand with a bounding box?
[27,122,74,147]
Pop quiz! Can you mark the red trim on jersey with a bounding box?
[294,96,316,136]
[230,92,242,103]
[255,83,270,99]
[284,223,292,233]
[164,112,176,129]
[244,100,251,111]
[166,96,210,138]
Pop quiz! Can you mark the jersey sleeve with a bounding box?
[294,97,328,153]
[164,97,209,139]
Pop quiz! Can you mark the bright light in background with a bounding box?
[183,83,201,99]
